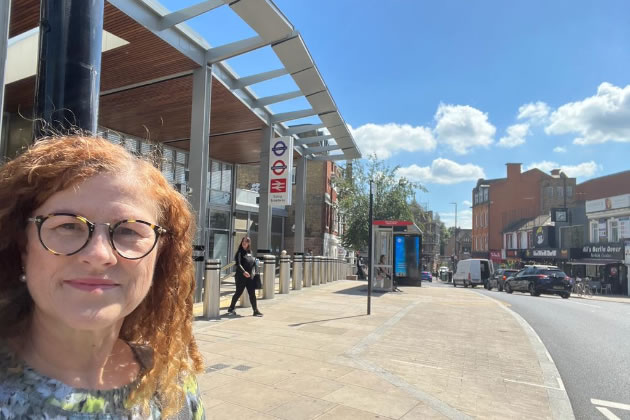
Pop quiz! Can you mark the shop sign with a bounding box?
[586,193,630,213]
[531,249,557,258]
[581,243,624,260]
[533,225,556,248]
[625,240,630,264]
[268,136,293,207]
[506,250,520,257]
[490,251,502,262]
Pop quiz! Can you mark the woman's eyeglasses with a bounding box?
[27,213,167,260]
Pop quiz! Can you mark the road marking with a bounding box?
[557,377,565,391]
[391,359,443,369]
[504,378,563,391]
[595,407,621,420]
[567,300,600,308]
[591,399,630,411]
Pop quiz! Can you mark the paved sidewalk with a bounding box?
[193,281,572,419]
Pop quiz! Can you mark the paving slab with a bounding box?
[194,280,572,419]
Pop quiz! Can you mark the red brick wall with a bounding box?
[576,170,630,201]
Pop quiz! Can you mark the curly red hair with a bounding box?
[0,135,203,415]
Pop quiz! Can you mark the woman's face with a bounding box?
[22,173,161,331]
[242,239,250,250]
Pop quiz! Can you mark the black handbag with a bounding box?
[253,273,262,289]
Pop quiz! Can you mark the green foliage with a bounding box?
[334,155,426,251]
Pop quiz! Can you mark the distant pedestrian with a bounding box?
[356,251,366,280]
[228,237,263,317]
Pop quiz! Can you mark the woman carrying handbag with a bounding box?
[227,237,263,317]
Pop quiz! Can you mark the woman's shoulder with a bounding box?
[0,339,205,419]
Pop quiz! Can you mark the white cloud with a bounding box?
[498,123,530,148]
[517,101,550,124]
[525,160,601,178]
[349,123,436,159]
[396,158,486,185]
[434,104,496,154]
[439,209,473,229]
[462,200,472,207]
[553,146,567,153]
[545,82,630,145]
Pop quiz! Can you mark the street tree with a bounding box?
[334,155,426,251]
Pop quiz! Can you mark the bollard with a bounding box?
[323,257,329,284]
[309,255,316,286]
[279,254,290,294]
[313,256,321,286]
[304,255,312,287]
[263,254,276,299]
[293,253,303,290]
[204,259,221,319]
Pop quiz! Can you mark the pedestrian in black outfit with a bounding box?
[356,250,366,280]
[228,237,263,317]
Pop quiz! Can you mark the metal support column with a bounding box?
[294,157,307,253]
[279,254,290,294]
[263,254,276,299]
[203,259,221,319]
[33,0,104,137]
[313,256,320,286]
[304,255,312,287]
[0,0,10,156]
[258,126,273,251]
[188,65,212,302]
[293,253,303,290]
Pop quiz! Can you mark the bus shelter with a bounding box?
[372,220,422,291]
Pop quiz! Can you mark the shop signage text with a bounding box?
[581,244,624,260]
[586,193,630,213]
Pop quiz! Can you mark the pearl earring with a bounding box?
[19,273,26,282]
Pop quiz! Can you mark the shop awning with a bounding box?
[566,259,623,266]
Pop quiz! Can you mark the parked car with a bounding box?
[504,265,571,298]
[453,259,494,288]
[438,266,449,274]
[486,268,519,291]
[421,271,433,282]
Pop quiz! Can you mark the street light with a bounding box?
[450,202,457,260]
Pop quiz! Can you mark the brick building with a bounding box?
[472,163,577,263]
[445,229,472,261]
[576,170,630,201]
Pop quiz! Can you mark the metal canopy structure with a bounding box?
[5,0,360,163]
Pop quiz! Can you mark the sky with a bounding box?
[162,0,630,229]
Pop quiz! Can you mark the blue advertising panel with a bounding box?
[394,235,407,277]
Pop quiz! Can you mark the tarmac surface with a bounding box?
[193,279,574,419]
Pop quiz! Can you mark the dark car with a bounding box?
[486,268,519,291]
[504,266,571,298]
[421,271,433,282]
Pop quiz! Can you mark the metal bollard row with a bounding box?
[263,254,275,299]
[279,254,290,294]
[203,259,221,319]
[304,255,312,287]
[293,253,303,290]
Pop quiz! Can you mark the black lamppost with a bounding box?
[367,179,374,315]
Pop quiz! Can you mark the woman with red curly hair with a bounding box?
[0,136,205,418]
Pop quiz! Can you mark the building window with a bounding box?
[527,231,532,248]
[566,186,573,198]
[591,221,599,243]
[517,232,522,250]
[483,188,488,202]
[209,160,233,206]
[609,219,619,243]
[556,186,564,199]
[484,211,488,227]
[545,186,553,198]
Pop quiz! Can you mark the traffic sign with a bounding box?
[271,160,287,176]
[270,178,287,193]
[271,140,288,157]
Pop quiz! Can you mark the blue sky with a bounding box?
[162,0,630,228]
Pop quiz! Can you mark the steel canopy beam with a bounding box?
[311,154,349,162]
[294,134,333,146]
[206,30,298,64]
[107,0,207,65]
[303,144,340,154]
[270,109,317,123]
[257,90,302,106]
[285,123,324,135]
[159,0,225,30]
[233,68,288,89]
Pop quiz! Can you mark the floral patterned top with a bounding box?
[0,340,205,420]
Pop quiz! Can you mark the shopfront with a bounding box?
[566,243,628,296]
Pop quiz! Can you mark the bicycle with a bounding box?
[572,280,592,297]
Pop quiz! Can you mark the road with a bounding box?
[427,281,630,419]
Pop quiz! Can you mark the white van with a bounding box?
[453,259,494,288]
